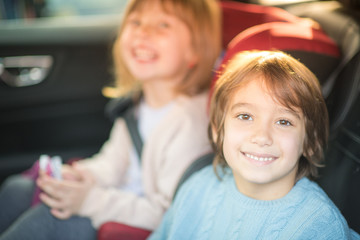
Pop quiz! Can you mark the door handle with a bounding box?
[0,55,53,87]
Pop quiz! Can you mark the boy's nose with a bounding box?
[250,124,273,147]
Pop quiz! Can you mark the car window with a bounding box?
[0,0,128,20]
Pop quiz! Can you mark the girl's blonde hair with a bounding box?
[209,50,329,181]
[109,0,221,97]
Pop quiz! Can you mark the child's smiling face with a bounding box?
[222,76,306,200]
[120,1,197,85]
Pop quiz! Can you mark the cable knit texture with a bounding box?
[149,166,360,240]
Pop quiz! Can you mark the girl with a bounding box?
[149,51,360,239]
[0,0,221,239]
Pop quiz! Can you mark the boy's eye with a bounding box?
[237,114,253,121]
[276,119,292,126]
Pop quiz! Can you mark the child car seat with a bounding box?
[220,0,304,47]
[214,21,340,87]
[286,0,360,135]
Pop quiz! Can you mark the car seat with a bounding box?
[286,0,360,233]
[220,0,305,47]
[286,0,360,136]
[97,5,341,240]
[214,21,340,87]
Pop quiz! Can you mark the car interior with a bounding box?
[0,0,359,239]
[0,15,119,183]
[99,1,360,239]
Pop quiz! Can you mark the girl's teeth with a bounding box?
[135,49,155,60]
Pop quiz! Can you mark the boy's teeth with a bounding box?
[245,153,273,162]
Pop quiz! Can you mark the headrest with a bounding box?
[214,22,341,87]
[220,1,303,47]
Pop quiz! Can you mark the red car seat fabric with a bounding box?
[97,222,151,240]
[214,22,341,90]
[220,0,306,47]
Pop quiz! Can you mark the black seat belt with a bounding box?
[105,95,144,160]
[123,105,143,160]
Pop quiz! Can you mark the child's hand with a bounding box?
[61,164,82,181]
[36,164,95,219]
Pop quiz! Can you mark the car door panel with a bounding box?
[0,18,120,183]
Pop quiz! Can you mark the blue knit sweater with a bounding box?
[149,166,360,240]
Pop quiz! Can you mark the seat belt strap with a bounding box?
[124,105,144,161]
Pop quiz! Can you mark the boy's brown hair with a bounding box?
[109,0,222,97]
[209,50,329,181]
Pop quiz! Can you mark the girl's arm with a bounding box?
[78,94,211,230]
[76,119,132,187]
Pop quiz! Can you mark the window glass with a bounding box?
[0,0,128,20]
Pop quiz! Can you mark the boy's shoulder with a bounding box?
[292,178,356,238]
[175,165,221,199]
[183,165,219,187]
[295,178,342,214]
[296,178,337,207]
